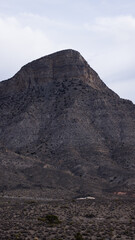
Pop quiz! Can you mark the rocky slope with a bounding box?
[0,49,135,198]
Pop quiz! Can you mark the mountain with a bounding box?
[0,49,135,198]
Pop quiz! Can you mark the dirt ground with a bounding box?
[0,196,135,240]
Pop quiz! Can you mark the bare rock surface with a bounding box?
[0,49,135,198]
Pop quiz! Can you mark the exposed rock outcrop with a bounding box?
[0,49,135,198]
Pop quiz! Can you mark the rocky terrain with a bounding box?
[0,196,135,239]
[0,49,135,198]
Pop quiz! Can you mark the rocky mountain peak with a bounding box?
[0,49,108,97]
[0,49,135,198]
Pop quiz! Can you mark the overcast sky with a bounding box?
[0,0,135,103]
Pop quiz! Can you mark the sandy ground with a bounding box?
[0,196,135,240]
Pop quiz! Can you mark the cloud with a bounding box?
[85,15,135,35]
[109,78,135,102]
[0,13,134,103]
[0,16,54,80]
[84,15,135,79]
[0,13,81,80]
[19,12,80,30]
[83,15,135,102]
[0,13,82,80]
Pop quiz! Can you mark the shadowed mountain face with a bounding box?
[0,49,135,198]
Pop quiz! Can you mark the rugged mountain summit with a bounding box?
[0,49,135,198]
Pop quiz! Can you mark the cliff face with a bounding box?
[0,49,135,198]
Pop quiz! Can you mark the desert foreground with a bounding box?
[0,196,135,240]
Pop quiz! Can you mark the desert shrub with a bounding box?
[85,213,95,218]
[38,217,46,222]
[26,200,36,205]
[14,233,21,239]
[38,214,61,224]
[74,232,84,240]
[45,214,61,224]
[51,239,62,240]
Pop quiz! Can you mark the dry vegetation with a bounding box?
[0,196,135,239]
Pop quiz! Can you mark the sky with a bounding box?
[0,0,135,103]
